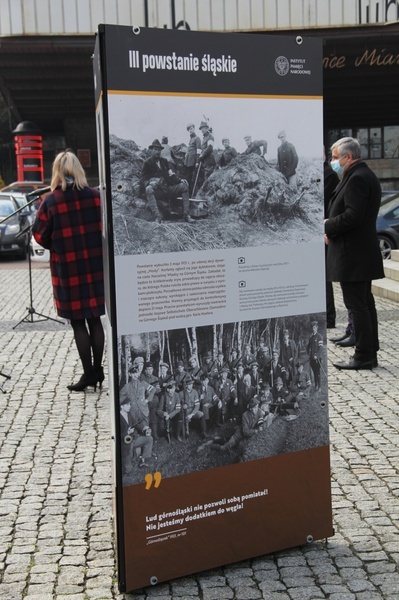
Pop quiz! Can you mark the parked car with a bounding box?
[376,191,399,259]
[30,235,50,262]
[3,191,38,225]
[0,180,50,195]
[0,195,30,259]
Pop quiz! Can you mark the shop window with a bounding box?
[357,128,370,159]
[384,126,399,158]
[327,127,399,159]
[370,128,382,158]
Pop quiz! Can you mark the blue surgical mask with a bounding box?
[330,155,347,177]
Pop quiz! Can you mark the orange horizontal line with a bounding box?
[107,89,322,100]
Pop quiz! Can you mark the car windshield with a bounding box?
[11,195,27,208]
[0,200,15,217]
[379,194,399,217]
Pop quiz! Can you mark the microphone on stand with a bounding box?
[27,186,52,198]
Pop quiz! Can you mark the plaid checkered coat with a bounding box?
[32,185,105,320]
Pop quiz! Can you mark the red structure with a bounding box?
[12,121,44,182]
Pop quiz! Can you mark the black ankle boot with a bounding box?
[67,371,98,392]
[95,366,105,388]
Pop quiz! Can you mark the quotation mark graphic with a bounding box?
[145,472,162,490]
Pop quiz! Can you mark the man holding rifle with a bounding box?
[177,375,206,441]
[157,380,181,443]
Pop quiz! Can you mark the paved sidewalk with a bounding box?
[1,267,399,599]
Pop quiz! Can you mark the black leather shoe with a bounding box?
[335,334,356,347]
[329,333,350,343]
[333,358,374,370]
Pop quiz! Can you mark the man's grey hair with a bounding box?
[331,137,361,159]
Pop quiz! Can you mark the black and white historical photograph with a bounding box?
[118,312,328,486]
[107,94,323,255]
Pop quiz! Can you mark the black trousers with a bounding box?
[326,281,336,326]
[340,281,379,362]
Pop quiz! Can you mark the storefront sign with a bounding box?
[324,47,399,69]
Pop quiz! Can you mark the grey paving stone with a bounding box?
[198,575,228,588]
[356,594,390,600]
[232,586,262,599]
[0,582,27,598]
[2,273,399,599]
[86,591,120,600]
[25,584,55,595]
[258,579,288,593]
[201,588,234,599]
[86,575,114,589]
[287,588,326,599]
[24,595,54,600]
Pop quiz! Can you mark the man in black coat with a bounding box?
[324,137,384,370]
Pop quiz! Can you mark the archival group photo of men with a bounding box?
[118,312,328,486]
[107,93,324,256]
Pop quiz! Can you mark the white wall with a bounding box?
[0,0,397,36]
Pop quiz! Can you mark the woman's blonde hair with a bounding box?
[50,149,88,191]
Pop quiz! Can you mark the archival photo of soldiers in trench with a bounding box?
[118,312,328,487]
[107,94,323,256]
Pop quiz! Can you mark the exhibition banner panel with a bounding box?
[94,24,333,593]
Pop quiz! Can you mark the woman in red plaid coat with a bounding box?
[32,150,105,392]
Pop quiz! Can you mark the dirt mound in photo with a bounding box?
[108,134,323,254]
[197,153,320,227]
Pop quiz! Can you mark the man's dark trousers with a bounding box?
[340,281,379,362]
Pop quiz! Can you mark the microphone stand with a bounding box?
[1,187,65,329]
[0,370,11,393]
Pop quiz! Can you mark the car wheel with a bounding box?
[378,234,395,260]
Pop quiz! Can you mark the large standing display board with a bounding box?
[93,24,333,593]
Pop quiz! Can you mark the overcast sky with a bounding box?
[107,93,323,159]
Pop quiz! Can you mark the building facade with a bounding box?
[0,0,398,185]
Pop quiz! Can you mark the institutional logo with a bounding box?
[274,56,289,76]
